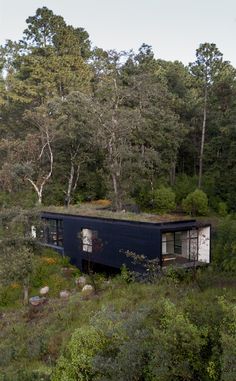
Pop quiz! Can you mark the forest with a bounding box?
[0,6,236,381]
[0,7,235,213]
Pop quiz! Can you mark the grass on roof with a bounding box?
[42,200,192,224]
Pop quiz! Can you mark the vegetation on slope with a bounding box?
[0,263,236,381]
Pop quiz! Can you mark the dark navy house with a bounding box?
[40,211,211,273]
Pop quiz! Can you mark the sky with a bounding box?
[0,0,236,66]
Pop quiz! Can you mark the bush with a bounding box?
[134,185,176,213]
[174,175,197,204]
[0,191,37,208]
[151,187,176,214]
[182,189,208,216]
[213,216,236,271]
[134,185,151,209]
[218,201,228,217]
[0,285,22,307]
[0,367,52,381]
[52,299,208,381]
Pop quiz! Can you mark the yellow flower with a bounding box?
[41,257,57,265]
[10,282,21,289]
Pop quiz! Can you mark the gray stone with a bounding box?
[81,284,94,296]
[60,290,70,299]
[75,276,87,288]
[39,286,49,296]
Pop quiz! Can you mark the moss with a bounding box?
[41,202,191,224]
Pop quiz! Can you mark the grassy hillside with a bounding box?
[0,254,236,380]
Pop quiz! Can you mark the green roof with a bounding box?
[42,202,192,224]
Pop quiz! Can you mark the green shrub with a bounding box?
[151,186,176,214]
[218,201,228,217]
[43,182,65,206]
[0,192,11,207]
[182,189,208,216]
[134,185,176,213]
[52,326,107,381]
[213,216,236,271]
[219,298,236,380]
[1,367,52,381]
[147,300,207,381]
[134,185,151,209]
[174,174,197,204]
[0,190,37,208]
[0,285,22,307]
[52,299,209,381]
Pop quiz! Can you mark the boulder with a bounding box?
[75,276,87,288]
[29,296,46,306]
[39,286,49,296]
[81,284,94,296]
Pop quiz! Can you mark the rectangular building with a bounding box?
[40,211,211,273]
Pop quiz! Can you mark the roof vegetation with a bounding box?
[42,201,192,224]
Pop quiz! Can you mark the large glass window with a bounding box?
[57,219,64,247]
[174,232,182,254]
[40,218,64,247]
[162,229,198,262]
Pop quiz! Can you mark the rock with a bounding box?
[39,286,49,296]
[60,290,70,299]
[75,276,87,288]
[29,296,46,306]
[81,284,94,296]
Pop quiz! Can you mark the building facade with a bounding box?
[40,211,211,272]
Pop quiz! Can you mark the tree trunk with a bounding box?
[198,86,207,188]
[26,127,53,205]
[72,164,80,193]
[38,191,42,205]
[26,178,42,204]
[169,161,176,186]
[23,285,29,305]
[112,172,120,211]
[67,161,75,206]
[66,159,81,206]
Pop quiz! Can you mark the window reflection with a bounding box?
[40,218,64,247]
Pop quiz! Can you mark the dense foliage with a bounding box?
[0,7,235,213]
[213,216,236,271]
[182,188,208,216]
[0,260,236,381]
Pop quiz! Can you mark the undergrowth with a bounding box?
[0,263,235,380]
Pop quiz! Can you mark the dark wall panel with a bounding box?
[41,212,199,272]
[42,213,161,271]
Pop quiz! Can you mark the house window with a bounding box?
[57,219,64,247]
[81,228,98,253]
[41,218,64,247]
[162,230,199,261]
[174,232,182,254]
[162,232,174,255]
[162,232,186,255]
[31,225,37,239]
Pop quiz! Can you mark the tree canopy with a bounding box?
[0,7,235,212]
